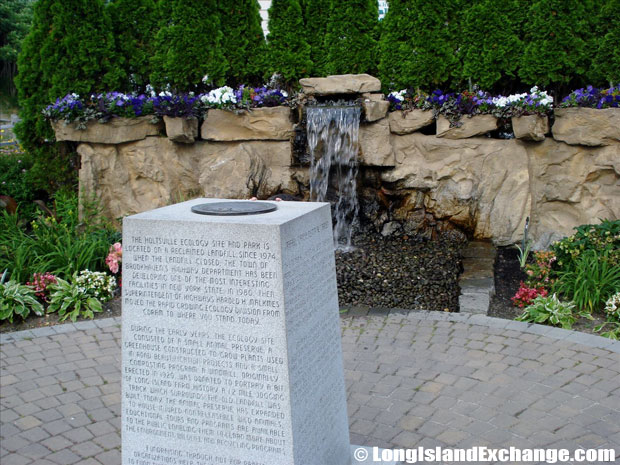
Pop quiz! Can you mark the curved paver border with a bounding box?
[2,312,618,353]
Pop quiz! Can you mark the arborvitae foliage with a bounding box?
[324,0,378,75]
[107,0,158,92]
[150,0,227,89]
[519,0,593,90]
[301,0,330,76]
[14,0,122,192]
[378,0,415,89]
[460,0,526,92]
[378,0,458,90]
[592,0,620,86]
[266,0,312,83]
[218,0,266,86]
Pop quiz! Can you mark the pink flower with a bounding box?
[105,242,122,274]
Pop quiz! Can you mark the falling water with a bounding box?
[307,105,361,250]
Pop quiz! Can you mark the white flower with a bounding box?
[145,84,156,97]
[388,89,406,102]
[202,86,237,105]
[202,74,210,84]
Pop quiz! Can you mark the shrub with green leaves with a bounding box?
[551,219,620,272]
[219,0,266,86]
[107,0,158,92]
[0,280,44,323]
[378,0,459,90]
[14,0,123,194]
[516,294,588,330]
[519,0,593,90]
[324,0,378,76]
[460,0,525,92]
[0,148,38,219]
[301,0,330,76]
[150,0,227,89]
[47,276,103,322]
[266,0,312,83]
[0,191,118,283]
[553,250,620,313]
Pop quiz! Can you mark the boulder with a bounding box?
[164,116,198,143]
[511,115,548,141]
[77,137,299,225]
[382,133,530,245]
[77,137,201,225]
[552,108,620,146]
[198,141,298,199]
[201,107,294,141]
[527,139,620,248]
[388,110,434,134]
[299,74,381,95]
[362,99,389,122]
[358,119,395,167]
[361,92,385,102]
[53,116,163,144]
[436,115,497,139]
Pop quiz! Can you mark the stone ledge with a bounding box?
[52,116,162,144]
[552,107,620,146]
[201,107,294,141]
[388,110,434,134]
[436,115,497,139]
[299,74,381,96]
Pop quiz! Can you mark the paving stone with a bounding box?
[1,313,619,464]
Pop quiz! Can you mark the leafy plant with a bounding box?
[515,241,532,269]
[524,250,556,288]
[0,191,118,283]
[512,282,548,308]
[0,280,44,323]
[265,0,312,83]
[150,0,227,89]
[74,270,116,302]
[324,0,378,76]
[595,292,620,340]
[553,250,620,313]
[516,294,589,330]
[551,219,620,271]
[47,276,103,322]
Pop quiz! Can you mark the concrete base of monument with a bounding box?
[351,445,402,464]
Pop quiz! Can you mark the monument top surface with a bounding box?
[125,198,329,225]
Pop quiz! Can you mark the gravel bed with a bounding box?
[335,228,465,311]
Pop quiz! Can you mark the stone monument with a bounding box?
[122,199,353,465]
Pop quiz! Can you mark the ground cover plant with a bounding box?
[512,220,620,337]
[0,191,120,325]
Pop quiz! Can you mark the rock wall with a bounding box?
[59,75,619,248]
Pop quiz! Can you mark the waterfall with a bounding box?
[306,105,361,251]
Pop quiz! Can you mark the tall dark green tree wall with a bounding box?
[377,0,416,89]
[0,0,34,98]
[150,0,227,89]
[324,0,378,75]
[301,0,330,76]
[378,0,458,89]
[107,0,158,92]
[460,0,527,92]
[519,0,594,90]
[266,0,312,83]
[14,0,122,192]
[592,0,619,85]
[218,0,266,86]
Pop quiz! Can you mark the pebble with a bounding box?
[336,227,465,311]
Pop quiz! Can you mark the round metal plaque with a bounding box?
[191,201,277,216]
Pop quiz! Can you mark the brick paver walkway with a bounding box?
[1,312,619,464]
